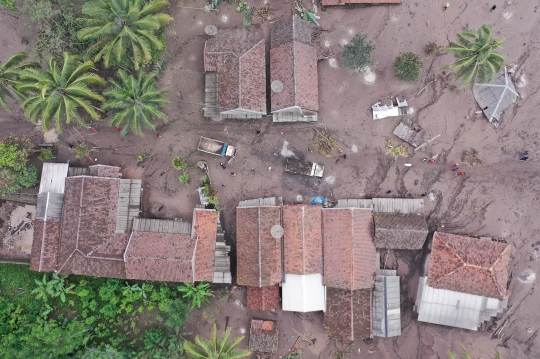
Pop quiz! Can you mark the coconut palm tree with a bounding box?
[184,324,251,359]
[443,25,505,88]
[0,51,39,111]
[18,53,106,132]
[77,0,173,70]
[102,70,168,136]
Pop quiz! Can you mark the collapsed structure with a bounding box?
[30,164,231,283]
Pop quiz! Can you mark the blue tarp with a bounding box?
[311,196,327,205]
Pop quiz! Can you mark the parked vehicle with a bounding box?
[197,136,237,163]
[285,158,324,178]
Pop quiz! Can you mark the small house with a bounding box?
[270,17,320,122]
[203,28,266,120]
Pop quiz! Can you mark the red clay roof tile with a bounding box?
[125,232,195,282]
[236,206,282,287]
[322,208,377,290]
[324,288,372,341]
[30,219,61,272]
[282,205,322,274]
[204,28,266,113]
[193,209,218,282]
[247,285,281,311]
[427,232,511,300]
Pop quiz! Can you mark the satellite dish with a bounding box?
[205,25,218,36]
[270,224,284,238]
[271,80,284,93]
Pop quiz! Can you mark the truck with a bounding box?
[285,158,324,178]
[197,136,237,163]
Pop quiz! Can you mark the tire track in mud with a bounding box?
[365,153,393,196]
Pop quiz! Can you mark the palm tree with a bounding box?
[102,70,168,136]
[184,324,251,359]
[18,53,105,132]
[77,0,173,70]
[443,25,505,88]
[0,51,39,111]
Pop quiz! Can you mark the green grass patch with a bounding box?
[0,264,42,307]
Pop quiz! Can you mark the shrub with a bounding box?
[341,33,376,72]
[426,42,440,56]
[386,139,407,159]
[0,135,39,195]
[178,171,190,184]
[38,149,54,162]
[137,154,146,163]
[172,156,186,170]
[177,283,213,309]
[393,52,424,82]
[75,145,91,159]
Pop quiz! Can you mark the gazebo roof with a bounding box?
[473,67,519,128]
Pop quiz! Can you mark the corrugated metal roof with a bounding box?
[132,218,191,234]
[335,199,373,209]
[115,179,142,233]
[473,68,519,128]
[373,198,424,214]
[238,197,284,207]
[38,163,69,193]
[36,192,64,219]
[415,277,507,330]
[282,273,326,312]
[372,275,401,337]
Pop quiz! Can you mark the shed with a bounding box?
[282,273,326,312]
[473,68,519,128]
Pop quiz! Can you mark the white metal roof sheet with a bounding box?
[38,163,69,194]
[282,273,326,312]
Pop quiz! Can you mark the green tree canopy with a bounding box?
[0,51,39,112]
[393,52,424,83]
[443,25,505,88]
[0,135,38,196]
[18,52,106,133]
[184,323,251,359]
[102,70,168,136]
[77,0,173,70]
[341,33,376,72]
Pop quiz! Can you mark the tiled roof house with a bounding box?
[416,232,512,330]
[322,0,402,6]
[203,28,266,120]
[30,165,228,283]
[270,16,320,122]
[322,208,377,340]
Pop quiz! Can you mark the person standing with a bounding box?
[444,2,450,10]
[491,4,498,11]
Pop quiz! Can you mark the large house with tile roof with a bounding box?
[415,232,511,330]
[30,164,231,283]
